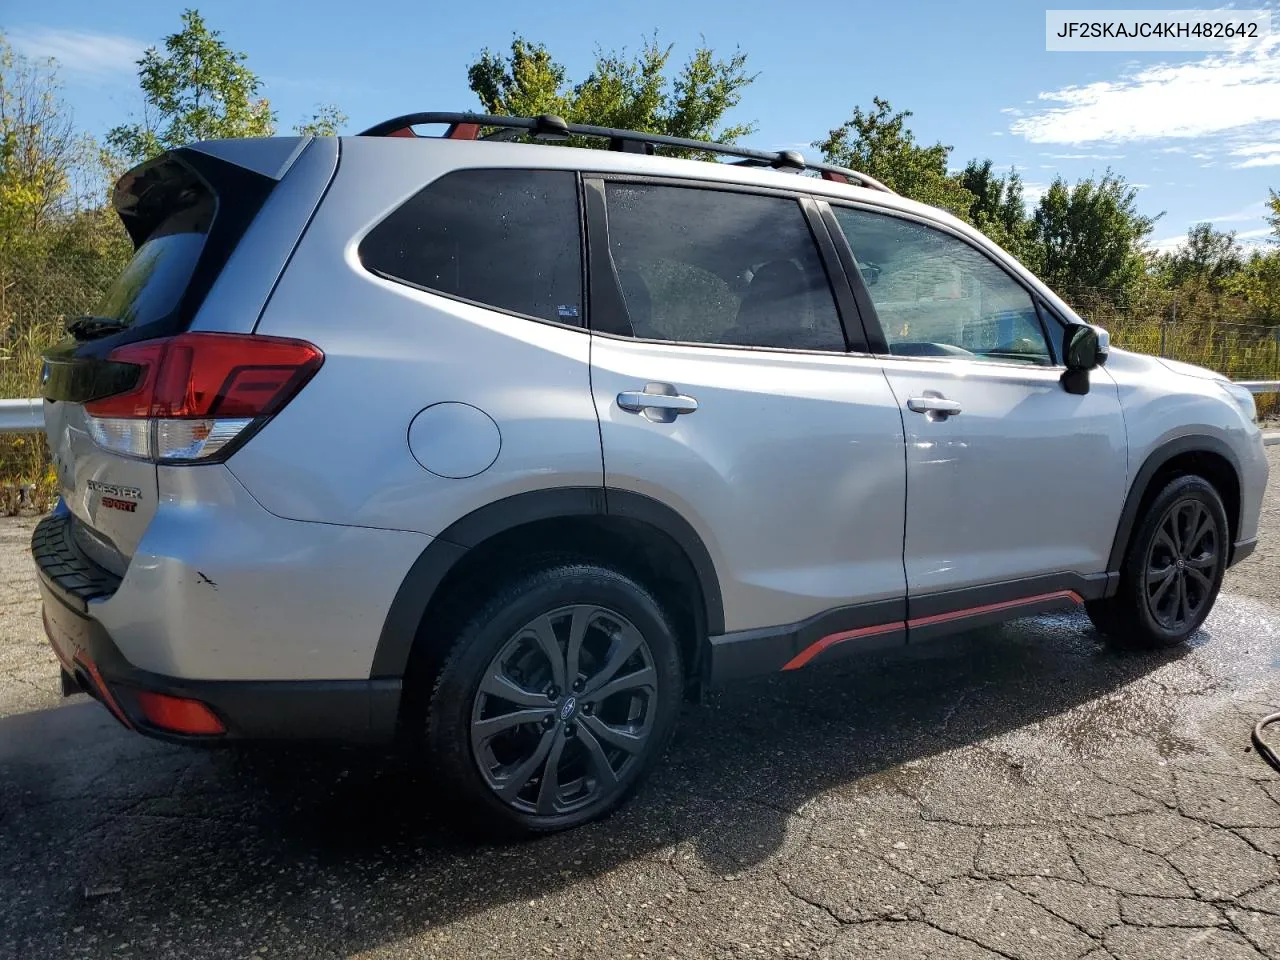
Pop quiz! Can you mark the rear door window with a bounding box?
[601,182,846,352]
[359,169,584,325]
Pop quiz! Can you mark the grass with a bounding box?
[0,320,64,513]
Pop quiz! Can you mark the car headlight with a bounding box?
[1217,380,1258,423]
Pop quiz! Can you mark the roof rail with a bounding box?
[357,111,895,194]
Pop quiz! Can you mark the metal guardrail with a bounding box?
[0,398,42,433]
[1,381,1277,434]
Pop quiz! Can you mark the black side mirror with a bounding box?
[1061,324,1108,394]
[1065,325,1101,370]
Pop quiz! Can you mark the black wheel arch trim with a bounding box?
[370,487,724,679]
[1107,434,1243,572]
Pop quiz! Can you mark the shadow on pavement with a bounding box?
[0,610,1195,956]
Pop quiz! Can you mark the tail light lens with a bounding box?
[84,333,323,463]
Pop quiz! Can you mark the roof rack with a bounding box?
[357,111,895,194]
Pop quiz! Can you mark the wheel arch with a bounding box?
[370,487,724,681]
[1107,434,1244,573]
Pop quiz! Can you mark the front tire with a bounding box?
[1087,474,1228,649]
[424,562,683,834]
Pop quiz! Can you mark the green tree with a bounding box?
[107,9,275,163]
[954,157,1032,258]
[815,98,974,216]
[0,36,87,247]
[1155,222,1243,291]
[1225,189,1280,321]
[467,35,755,151]
[1024,171,1158,293]
[957,159,1025,235]
[1228,252,1280,321]
[295,103,347,137]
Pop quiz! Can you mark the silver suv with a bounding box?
[36,113,1269,833]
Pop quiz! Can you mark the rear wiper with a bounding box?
[66,315,128,341]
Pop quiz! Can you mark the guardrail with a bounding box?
[0,398,42,434]
[1238,381,1280,395]
[1,380,1277,434]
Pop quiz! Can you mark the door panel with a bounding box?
[586,178,906,634]
[591,338,907,631]
[825,202,1128,600]
[881,358,1126,595]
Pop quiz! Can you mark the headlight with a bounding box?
[1217,380,1258,423]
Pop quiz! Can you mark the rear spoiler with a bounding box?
[113,138,311,247]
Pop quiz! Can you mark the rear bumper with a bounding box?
[34,511,402,744]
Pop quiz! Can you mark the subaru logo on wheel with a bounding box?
[559,696,577,721]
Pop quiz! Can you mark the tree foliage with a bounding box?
[1155,222,1243,291]
[815,98,975,216]
[107,9,275,163]
[1024,172,1158,292]
[295,103,347,137]
[0,37,90,247]
[467,35,755,151]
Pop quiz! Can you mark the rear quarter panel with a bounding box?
[227,138,602,535]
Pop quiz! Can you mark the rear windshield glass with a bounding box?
[94,189,215,329]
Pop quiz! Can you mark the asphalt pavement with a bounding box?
[2,448,1280,959]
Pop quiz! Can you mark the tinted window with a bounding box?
[94,191,214,330]
[360,169,583,325]
[831,207,1051,365]
[603,183,845,351]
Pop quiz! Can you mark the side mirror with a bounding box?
[1061,324,1108,394]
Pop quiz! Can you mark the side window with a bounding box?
[830,206,1051,366]
[359,169,583,325]
[602,183,846,352]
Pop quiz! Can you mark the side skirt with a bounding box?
[705,572,1112,685]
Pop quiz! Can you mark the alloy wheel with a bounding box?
[469,604,658,816]
[1144,498,1220,632]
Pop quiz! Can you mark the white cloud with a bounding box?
[1009,36,1280,145]
[1045,152,1126,160]
[1237,227,1275,240]
[1021,180,1050,207]
[7,26,144,79]
[1210,201,1269,223]
[1231,141,1280,167]
[1151,234,1187,254]
[1234,142,1280,156]
[1237,152,1280,167]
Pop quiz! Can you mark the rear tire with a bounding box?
[1087,475,1228,650]
[423,562,683,835]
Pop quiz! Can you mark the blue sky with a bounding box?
[8,0,1280,252]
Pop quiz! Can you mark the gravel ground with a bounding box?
[2,449,1280,959]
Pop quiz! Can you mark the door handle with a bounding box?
[907,396,962,418]
[617,384,699,423]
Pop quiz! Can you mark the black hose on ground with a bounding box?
[1252,713,1280,773]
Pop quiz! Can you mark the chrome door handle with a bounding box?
[907,396,962,418]
[617,384,699,423]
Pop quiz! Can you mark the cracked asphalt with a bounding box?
[2,448,1280,959]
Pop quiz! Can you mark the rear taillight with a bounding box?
[84,333,323,463]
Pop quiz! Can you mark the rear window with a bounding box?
[94,194,214,329]
[359,169,584,325]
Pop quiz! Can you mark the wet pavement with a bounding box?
[2,448,1279,959]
